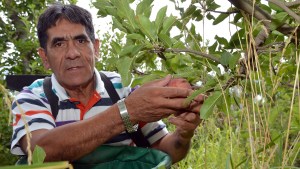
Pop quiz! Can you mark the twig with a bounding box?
[16,101,32,165]
[256,42,285,54]
[256,42,285,50]
[281,81,300,89]
[268,0,300,23]
[206,9,239,14]
[164,48,221,63]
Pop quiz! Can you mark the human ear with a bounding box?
[94,39,100,56]
[38,48,51,70]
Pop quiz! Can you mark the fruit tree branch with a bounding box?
[164,48,221,64]
[268,0,300,23]
[286,0,300,7]
[228,0,298,38]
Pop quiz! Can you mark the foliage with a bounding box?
[0,0,77,79]
[0,0,299,168]
[0,84,17,165]
[92,0,300,168]
[0,0,76,167]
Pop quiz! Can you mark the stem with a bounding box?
[282,33,300,169]
[165,48,220,63]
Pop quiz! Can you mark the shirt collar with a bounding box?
[51,68,105,101]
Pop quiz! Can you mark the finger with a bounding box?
[159,97,192,110]
[160,87,192,98]
[177,112,201,124]
[169,116,196,129]
[142,75,172,87]
[193,94,207,103]
[168,116,199,137]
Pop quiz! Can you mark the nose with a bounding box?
[66,42,80,59]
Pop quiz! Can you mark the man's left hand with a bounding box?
[168,112,201,139]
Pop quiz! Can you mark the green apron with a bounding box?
[16,145,172,169]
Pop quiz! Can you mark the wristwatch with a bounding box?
[117,98,138,133]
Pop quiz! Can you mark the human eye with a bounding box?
[51,38,66,48]
[78,39,86,44]
[75,35,89,45]
[54,41,63,47]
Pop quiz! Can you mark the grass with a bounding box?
[169,19,300,168]
[0,83,18,166]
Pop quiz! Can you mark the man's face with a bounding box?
[38,19,99,90]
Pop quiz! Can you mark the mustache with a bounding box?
[64,61,84,70]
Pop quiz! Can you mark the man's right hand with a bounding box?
[124,75,199,123]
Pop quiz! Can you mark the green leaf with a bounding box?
[93,1,113,17]
[206,78,218,88]
[126,33,145,41]
[259,3,272,14]
[136,15,156,42]
[93,0,117,17]
[155,6,167,34]
[105,6,118,16]
[110,41,122,54]
[206,12,215,20]
[132,73,164,86]
[208,41,218,53]
[136,0,154,17]
[119,45,135,57]
[215,35,229,47]
[135,51,148,63]
[131,45,145,56]
[117,57,134,86]
[192,9,203,21]
[268,2,284,12]
[112,17,127,32]
[200,91,222,119]
[161,16,177,35]
[225,153,233,169]
[270,12,289,30]
[229,53,240,70]
[182,5,197,19]
[206,0,220,11]
[220,51,231,66]
[185,85,215,106]
[32,145,46,164]
[158,33,173,47]
[233,13,242,23]
[213,13,228,25]
[228,29,245,48]
[113,0,137,31]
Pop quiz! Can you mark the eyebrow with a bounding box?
[74,34,89,41]
[50,34,89,46]
[51,37,65,46]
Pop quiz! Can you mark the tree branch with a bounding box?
[164,48,220,64]
[206,9,239,14]
[227,0,273,27]
[256,42,285,50]
[285,0,300,8]
[254,27,271,47]
[228,0,298,37]
[268,0,300,23]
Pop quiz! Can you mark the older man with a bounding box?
[11,3,204,164]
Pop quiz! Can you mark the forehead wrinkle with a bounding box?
[46,19,89,46]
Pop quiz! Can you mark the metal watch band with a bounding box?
[117,98,138,133]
